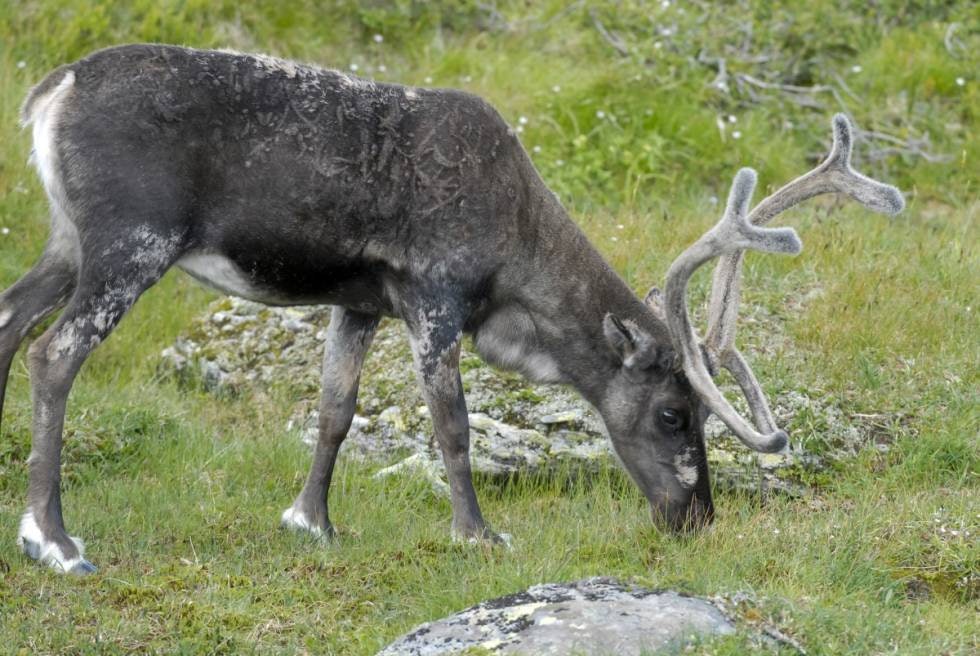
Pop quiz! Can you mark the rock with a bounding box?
[377,577,738,655]
[378,406,408,433]
[160,296,890,492]
[537,409,582,425]
[374,454,451,498]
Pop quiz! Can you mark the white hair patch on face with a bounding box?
[673,448,699,489]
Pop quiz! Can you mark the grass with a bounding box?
[0,1,977,654]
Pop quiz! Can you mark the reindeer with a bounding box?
[2,45,903,573]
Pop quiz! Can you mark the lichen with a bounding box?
[160,296,897,493]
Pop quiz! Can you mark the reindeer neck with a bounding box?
[478,185,670,408]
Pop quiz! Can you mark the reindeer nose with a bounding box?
[651,494,714,533]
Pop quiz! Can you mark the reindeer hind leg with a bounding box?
[0,216,79,432]
[19,222,182,574]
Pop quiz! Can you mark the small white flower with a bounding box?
[616,223,624,229]
[773,528,781,535]
[515,125,524,134]
[17,61,26,69]
[727,114,737,123]
[851,65,862,73]
[552,84,561,93]
[1,227,9,235]
[349,63,359,72]
[654,41,663,49]
[556,159,565,166]
[518,116,528,125]
[462,75,472,83]
[378,64,387,73]
[659,27,673,37]
[532,145,541,154]
[708,195,718,205]
[596,110,606,119]
[661,0,670,7]
[373,34,384,43]
[732,130,742,139]
[611,236,619,242]
[955,77,966,86]
[424,76,433,84]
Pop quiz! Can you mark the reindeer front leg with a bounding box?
[282,306,379,538]
[405,302,501,543]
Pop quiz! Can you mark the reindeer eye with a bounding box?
[660,408,685,429]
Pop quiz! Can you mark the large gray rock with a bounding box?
[161,297,893,493]
[377,578,737,655]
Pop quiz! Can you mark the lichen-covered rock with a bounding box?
[377,578,738,655]
[161,297,894,492]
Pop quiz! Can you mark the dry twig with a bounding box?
[590,9,630,57]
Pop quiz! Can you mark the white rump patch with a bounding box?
[25,71,82,265]
[673,448,699,489]
[17,511,86,573]
[26,71,75,215]
[281,506,327,538]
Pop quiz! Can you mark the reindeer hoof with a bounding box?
[280,506,334,540]
[67,559,98,575]
[19,537,97,575]
[19,537,42,561]
[17,512,96,574]
[452,529,514,550]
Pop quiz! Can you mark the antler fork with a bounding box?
[663,114,904,453]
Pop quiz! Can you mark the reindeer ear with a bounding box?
[603,313,634,362]
[644,286,666,322]
[603,313,663,378]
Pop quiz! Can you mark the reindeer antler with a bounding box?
[663,114,904,453]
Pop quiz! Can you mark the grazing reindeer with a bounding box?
[3,45,903,574]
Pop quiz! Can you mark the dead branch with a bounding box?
[944,23,964,59]
[590,9,629,57]
[858,128,952,163]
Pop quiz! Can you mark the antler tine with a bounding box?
[663,168,801,454]
[705,114,904,360]
[697,114,905,453]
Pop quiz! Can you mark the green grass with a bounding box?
[0,1,977,654]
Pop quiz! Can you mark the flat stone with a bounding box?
[377,578,737,655]
[538,409,583,425]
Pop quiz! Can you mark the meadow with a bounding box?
[0,1,976,654]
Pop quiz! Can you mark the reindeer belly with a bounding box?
[176,250,389,312]
[177,251,281,303]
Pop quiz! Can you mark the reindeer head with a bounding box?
[601,115,904,531]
